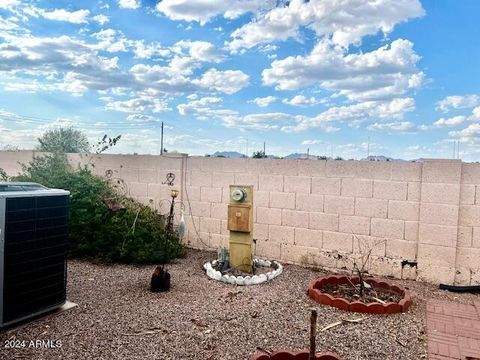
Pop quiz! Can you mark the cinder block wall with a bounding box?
[0,151,478,285]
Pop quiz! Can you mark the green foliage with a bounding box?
[252,150,267,158]
[13,152,184,264]
[37,127,90,153]
[0,168,8,181]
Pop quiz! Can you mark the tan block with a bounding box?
[187,201,211,217]
[324,195,354,215]
[284,176,311,194]
[461,163,480,184]
[459,205,480,226]
[420,203,458,226]
[417,243,456,268]
[419,223,457,247]
[188,170,212,187]
[221,220,229,235]
[255,240,281,259]
[341,178,373,198]
[298,160,326,177]
[407,182,421,201]
[473,227,480,248]
[212,172,235,188]
[405,221,419,241]
[309,212,338,231]
[311,177,341,195]
[296,193,324,212]
[386,239,416,259]
[129,182,147,197]
[322,231,353,252]
[368,161,392,180]
[421,183,460,205]
[256,207,282,225]
[309,250,338,269]
[388,200,419,221]
[269,225,295,244]
[221,187,230,204]
[460,185,476,205]
[120,167,139,182]
[186,157,203,171]
[269,192,295,209]
[457,226,473,248]
[373,180,407,200]
[234,173,258,189]
[200,217,221,234]
[135,196,155,208]
[219,158,248,173]
[456,247,480,269]
[211,203,227,220]
[259,174,283,192]
[339,215,370,235]
[371,218,404,239]
[247,159,298,175]
[417,266,455,284]
[282,209,309,228]
[294,228,322,248]
[454,267,472,286]
[200,187,222,203]
[422,160,461,184]
[253,223,269,240]
[281,243,316,264]
[352,235,386,257]
[138,168,157,183]
[355,197,388,218]
[369,257,402,279]
[254,191,269,207]
[148,183,172,198]
[184,185,201,201]
[209,234,229,249]
[391,162,422,181]
[326,160,366,178]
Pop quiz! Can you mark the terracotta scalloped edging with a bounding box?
[249,350,342,360]
[308,275,412,314]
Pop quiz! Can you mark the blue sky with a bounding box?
[1,0,480,160]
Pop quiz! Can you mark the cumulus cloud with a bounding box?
[250,96,276,107]
[39,8,90,24]
[173,40,225,63]
[367,121,414,132]
[191,68,249,94]
[156,0,272,25]
[436,94,480,113]
[93,14,109,25]
[302,139,323,145]
[228,0,424,51]
[118,0,140,10]
[263,39,423,101]
[283,95,319,107]
[433,115,466,128]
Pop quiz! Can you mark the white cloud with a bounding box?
[0,0,19,9]
[177,96,223,116]
[302,139,323,145]
[105,97,170,113]
[93,14,109,25]
[449,123,480,143]
[41,9,90,24]
[156,0,272,25]
[192,68,249,94]
[228,0,424,51]
[367,121,414,132]
[250,96,276,107]
[126,114,159,123]
[283,95,318,107]
[282,97,415,132]
[118,0,140,10]
[263,39,423,102]
[173,40,225,63]
[433,115,466,128]
[436,95,480,113]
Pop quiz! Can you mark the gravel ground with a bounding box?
[1,249,479,360]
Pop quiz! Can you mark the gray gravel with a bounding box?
[1,249,478,360]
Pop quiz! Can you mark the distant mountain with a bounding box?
[211,151,245,158]
[362,155,406,162]
[284,153,319,159]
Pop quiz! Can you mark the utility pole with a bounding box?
[452,140,456,159]
[307,147,309,159]
[367,136,370,158]
[246,138,249,158]
[263,141,266,157]
[160,121,164,155]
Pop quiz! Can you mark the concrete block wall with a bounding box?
[0,150,478,285]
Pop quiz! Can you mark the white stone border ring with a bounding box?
[203,258,283,285]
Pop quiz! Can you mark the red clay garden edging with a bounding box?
[249,350,342,360]
[308,275,412,314]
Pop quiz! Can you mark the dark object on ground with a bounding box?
[150,266,171,292]
[439,284,480,293]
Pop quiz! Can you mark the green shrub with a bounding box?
[13,152,184,264]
